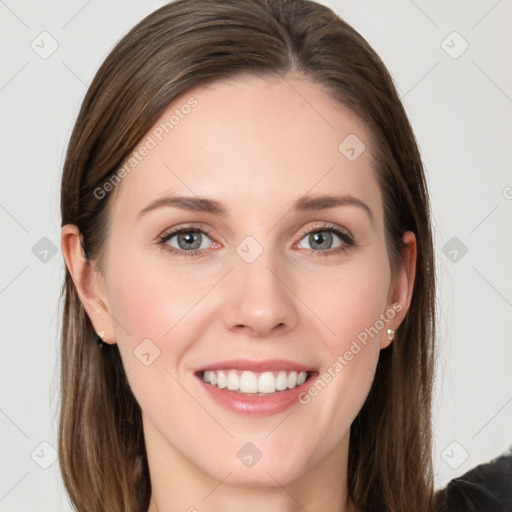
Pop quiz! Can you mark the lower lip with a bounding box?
[196,373,317,416]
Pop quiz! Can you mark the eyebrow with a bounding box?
[137,193,374,225]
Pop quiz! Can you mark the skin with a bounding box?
[62,73,416,512]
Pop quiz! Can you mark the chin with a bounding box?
[195,444,313,488]
[215,462,307,488]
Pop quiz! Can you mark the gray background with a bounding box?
[1,0,511,510]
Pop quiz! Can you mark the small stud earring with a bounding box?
[387,328,395,341]
[96,330,106,348]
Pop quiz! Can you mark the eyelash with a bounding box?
[157,223,355,259]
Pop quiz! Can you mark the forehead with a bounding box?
[111,74,382,224]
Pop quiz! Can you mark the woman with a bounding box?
[59,0,436,510]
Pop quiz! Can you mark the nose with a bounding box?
[222,254,299,338]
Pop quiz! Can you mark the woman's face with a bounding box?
[87,75,414,488]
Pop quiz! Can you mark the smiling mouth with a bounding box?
[197,369,313,395]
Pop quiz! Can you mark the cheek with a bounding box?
[296,256,390,423]
[104,254,216,402]
[305,257,391,354]
[106,254,205,344]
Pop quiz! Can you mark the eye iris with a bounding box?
[178,231,201,250]
[310,231,332,250]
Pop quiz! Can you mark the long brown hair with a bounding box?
[59,1,437,511]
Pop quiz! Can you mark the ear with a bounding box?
[379,230,417,349]
[61,224,116,345]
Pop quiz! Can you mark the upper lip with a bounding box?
[195,358,316,373]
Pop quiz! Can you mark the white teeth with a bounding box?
[217,370,227,389]
[240,371,258,393]
[227,370,239,391]
[275,371,288,391]
[287,371,297,388]
[258,372,275,394]
[201,369,310,394]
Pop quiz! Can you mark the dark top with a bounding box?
[435,450,512,511]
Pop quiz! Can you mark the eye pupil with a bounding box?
[310,231,332,250]
[178,231,201,250]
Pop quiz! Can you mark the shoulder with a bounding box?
[435,448,512,512]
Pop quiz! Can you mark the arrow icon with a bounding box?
[338,134,365,161]
[441,441,468,469]
[134,339,161,366]
[441,31,469,60]
[31,441,58,468]
[236,441,262,467]
[32,237,58,262]
[31,31,59,60]
[236,236,263,263]
[442,237,467,263]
